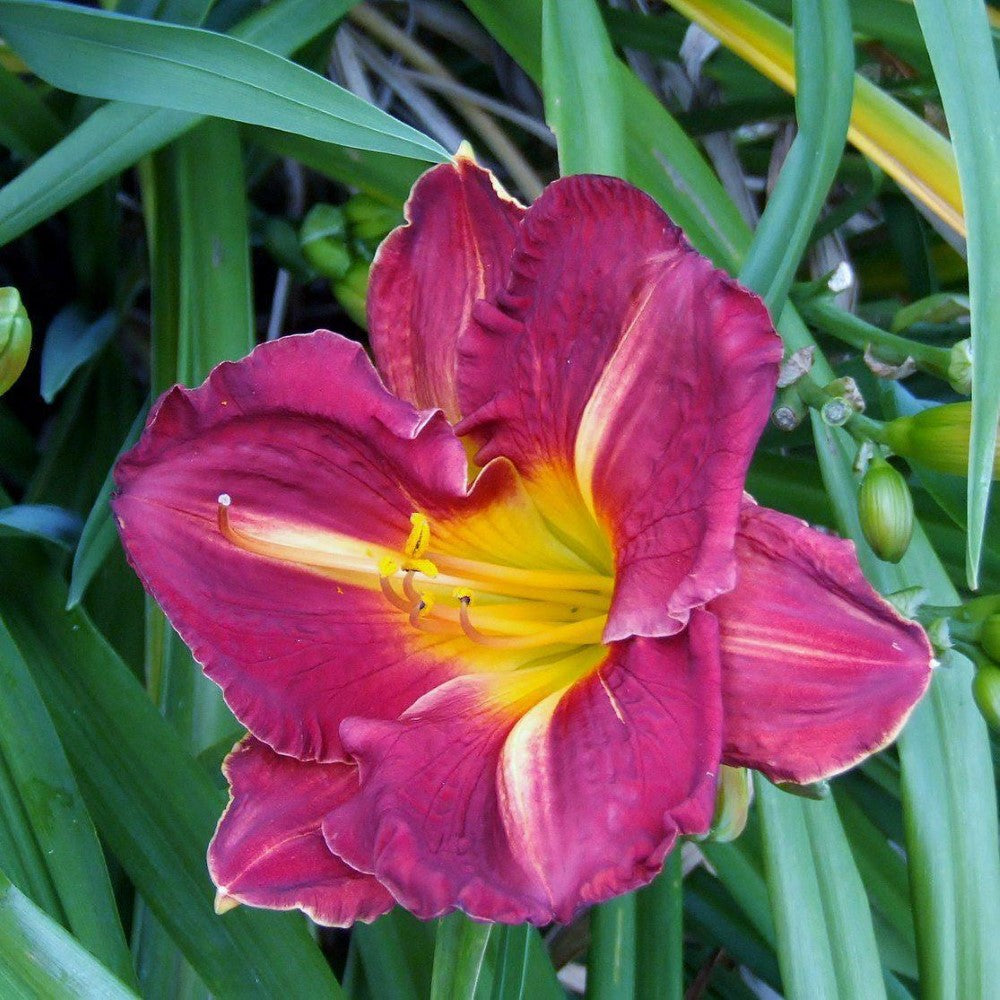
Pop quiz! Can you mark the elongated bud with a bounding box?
[344,194,402,243]
[947,339,972,396]
[858,457,913,563]
[884,402,999,479]
[300,204,351,280]
[972,663,1000,733]
[703,766,752,843]
[0,287,31,397]
[981,615,1000,662]
[333,260,371,330]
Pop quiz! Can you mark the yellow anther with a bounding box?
[404,512,431,559]
[378,557,400,577]
[401,557,439,578]
[452,587,474,604]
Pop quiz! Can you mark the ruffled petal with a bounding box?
[712,503,933,784]
[209,736,393,926]
[456,176,781,639]
[369,154,524,421]
[324,612,721,925]
[114,332,575,762]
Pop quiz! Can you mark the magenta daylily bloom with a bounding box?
[113,157,932,927]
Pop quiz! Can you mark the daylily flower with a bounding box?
[113,157,932,927]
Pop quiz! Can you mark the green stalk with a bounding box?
[429,913,493,1000]
[635,849,683,1000]
[586,893,636,1000]
[798,296,955,382]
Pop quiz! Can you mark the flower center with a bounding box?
[216,498,613,654]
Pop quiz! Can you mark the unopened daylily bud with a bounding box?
[0,287,31,397]
[947,339,972,396]
[704,766,752,843]
[333,260,370,330]
[972,663,1000,733]
[858,457,914,563]
[344,194,402,243]
[300,204,351,280]
[956,593,1000,624]
[885,402,998,479]
[981,615,1000,662]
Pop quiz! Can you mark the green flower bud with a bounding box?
[947,338,972,396]
[333,259,370,330]
[884,402,999,479]
[703,766,752,843]
[0,287,31,397]
[858,457,914,563]
[972,663,1000,733]
[344,194,402,244]
[955,593,1000,624]
[300,204,351,280]
[981,615,1000,662]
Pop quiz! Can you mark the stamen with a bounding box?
[408,594,460,635]
[402,570,421,605]
[405,512,431,559]
[457,595,606,649]
[378,571,411,612]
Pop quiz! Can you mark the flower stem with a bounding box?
[798,295,953,378]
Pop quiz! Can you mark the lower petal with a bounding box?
[711,504,933,784]
[324,613,721,924]
[209,736,393,927]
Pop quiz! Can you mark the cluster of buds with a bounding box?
[925,595,1000,731]
[0,287,30,397]
[298,195,402,328]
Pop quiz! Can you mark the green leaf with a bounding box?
[0,63,64,158]
[0,617,135,987]
[738,0,854,311]
[0,869,138,1000]
[910,0,1000,585]
[0,537,343,998]
[756,781,886,1000]
[807,415,1000,998]
[430,913,493,1000]
[67,403,147,610]
[39,304,118,403]
[541,0,625,178]
[251,127,426,207]
[0,0,362,248]
[0,0,447,163]
[0,504,82,548]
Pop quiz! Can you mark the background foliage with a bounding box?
[0,1,998,997]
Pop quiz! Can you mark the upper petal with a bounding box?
[113,332,549,762]
[369,154,524,421]
[711,503,933,784]
[323,612,721,925]
[209,735,393,926]
[456,176,781,638]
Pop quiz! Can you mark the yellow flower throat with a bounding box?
[216,500,613,654]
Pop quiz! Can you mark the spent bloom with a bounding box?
[113,157,931,926]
